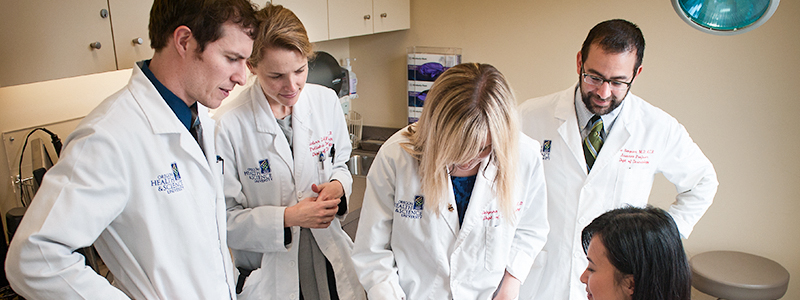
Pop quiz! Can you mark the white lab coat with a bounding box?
[5,63,236,299]
[351,127,549,300]
[517,83,718,300]
[214,82,364,300]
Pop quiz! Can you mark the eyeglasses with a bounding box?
[581,67,634,92]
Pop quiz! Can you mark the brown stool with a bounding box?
[691,251,789,300]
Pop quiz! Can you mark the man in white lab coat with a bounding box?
[5,0,257,298]
[517,19,718,300]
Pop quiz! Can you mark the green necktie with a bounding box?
[583,115,604,171]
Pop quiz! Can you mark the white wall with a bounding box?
[348,0,799,299]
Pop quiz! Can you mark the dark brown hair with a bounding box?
[149,0,258,53]
[581,19,646,74]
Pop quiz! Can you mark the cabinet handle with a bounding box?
[132,37,144,45]
[364,15,371,20]
[89,42,102,50]
[100,8,109,19]
[380,13,387,18]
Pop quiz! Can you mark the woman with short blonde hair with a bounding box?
[248,3,315,66]
[215,3,364,300]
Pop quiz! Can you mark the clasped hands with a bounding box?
[284,180,343,228]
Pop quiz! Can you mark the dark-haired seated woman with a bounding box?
[580,206,691,300]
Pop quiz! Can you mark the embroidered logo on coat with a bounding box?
[541,140,552,160]
[395,196,424,219]
[259,159,271,173]
[151,162,185,194]
[244,158,273,183]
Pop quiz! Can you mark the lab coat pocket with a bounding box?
[484,225,510,272]
[316,154,334,186]
[614,166,654,206]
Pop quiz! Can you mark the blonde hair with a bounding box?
[402,63,520,221]
[248,3,315,67]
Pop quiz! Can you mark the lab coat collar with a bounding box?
[574,86,624,137]
[139,60,193,131]
[585,92,637,180]
[128,63,213,172]
[250,81,313,134]
[250,81,316,174]
[443,157,498,241]
[554,83,588,174]
[250,81,295,173]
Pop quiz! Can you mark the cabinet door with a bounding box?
[0,0,116,87]
[373,0,409,34]
[108,0,154,70]
[272,0,330,42]
[328,0,373,40]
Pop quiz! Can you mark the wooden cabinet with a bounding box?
[107,0,155,70]
[271,0,409,42]
[0,0,154,87]
[271,0,331,42]
[328,0,410,40]
[371,0,410,34]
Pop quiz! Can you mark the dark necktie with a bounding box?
[583,115,604,171]
[190,107,205,155]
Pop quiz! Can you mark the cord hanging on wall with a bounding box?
[672,0,780,35]
[16,128,61,207]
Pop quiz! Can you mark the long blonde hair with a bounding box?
[402,63,520,221]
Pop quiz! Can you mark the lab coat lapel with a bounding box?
[442,176,459,237]
[554,85,587,175]
[197,104,218,168]
[587,95,634,180]
[252,82,294,174]
[291,93,315,188]
[129,66,212,174]
[454,159,495,246]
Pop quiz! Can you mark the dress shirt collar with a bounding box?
[138,60,193,131]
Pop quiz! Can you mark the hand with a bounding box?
[492,270,520,300]
[311,181,344,202]
[284,196,341,228]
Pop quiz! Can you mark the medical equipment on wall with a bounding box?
[407,46,461,124]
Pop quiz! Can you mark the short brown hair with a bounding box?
[580,19,645,74]
[149,0,258,53]
[248,3,314,67]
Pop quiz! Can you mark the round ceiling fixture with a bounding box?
[672,0,780,35]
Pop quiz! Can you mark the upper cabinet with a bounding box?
[371,0,410,34]
[0,0,406,87]
[272,0,409,42]
[0,0,154,87]
[107,0,156,70]
[328,0,409,40]
[271,0,330,42]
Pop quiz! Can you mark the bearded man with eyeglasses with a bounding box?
[517,19,718,300]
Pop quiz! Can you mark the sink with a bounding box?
[347,153,375,176]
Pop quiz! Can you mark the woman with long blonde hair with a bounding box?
[352,63,549,300]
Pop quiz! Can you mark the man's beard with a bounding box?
[581,89,624,115]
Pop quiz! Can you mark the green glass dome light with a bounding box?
[672,0,780,35]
